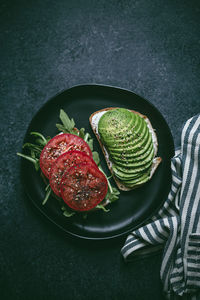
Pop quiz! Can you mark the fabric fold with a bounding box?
[121,114,200,300]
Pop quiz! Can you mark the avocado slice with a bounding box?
[98,109,142,147]
[123,172,151,187]
[112,158,153,178]
[108,123,148,151]
[111,146,154,169]
[106,114,151,155]
[110,143,154,163]
[112,166,151,185]
[109,127,152,157]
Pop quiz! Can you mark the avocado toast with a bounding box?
[89,107,162,191]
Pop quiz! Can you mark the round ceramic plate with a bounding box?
[21,84,174,240]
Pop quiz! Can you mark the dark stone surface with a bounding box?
[0,0,199,299]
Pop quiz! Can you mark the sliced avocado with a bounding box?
[111,146,154,168]
[109,131,153,160]
[99,109,142,147]
[110,143,154,163]
[98,108,133,139]
[99,108,138,133]
[107,116,150,154]
[109,118,147,149]
[123,172,151,187]
[98,108,155,187]
[112,158,153,177]
[113,168,151,186]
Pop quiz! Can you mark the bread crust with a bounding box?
[89,107,162,191]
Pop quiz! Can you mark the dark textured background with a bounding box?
[1,0,200,299]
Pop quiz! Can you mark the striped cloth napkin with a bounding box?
[121,114,200,300]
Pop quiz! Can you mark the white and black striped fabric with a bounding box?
[121,114,200,300]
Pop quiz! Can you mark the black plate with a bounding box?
[21,84,174,240]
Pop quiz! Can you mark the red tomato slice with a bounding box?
[40,133,92,178]
[60,163,108,211]
[49,150,98,197]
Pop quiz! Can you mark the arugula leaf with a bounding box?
[92,151,100,165]
[17,153,40,171]
[61,205,76,217]
[105,187,120,203]
[56,109,77,134]
[83,132,89,142]
[30,132,48,145]
[17,131,50,171]
[87,139,93,151]
[79,128,85,139]
[56,123,67,132]
[42,184,52,205]
[96,204,110,212]
[98,166,120,203]
[60,109,75,130]
[23,143,43,153]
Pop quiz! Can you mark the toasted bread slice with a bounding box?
[89,107,162,191]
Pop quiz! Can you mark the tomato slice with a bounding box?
[49,150,98,197]
[60,163,108,211]
[40,133,92,178]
